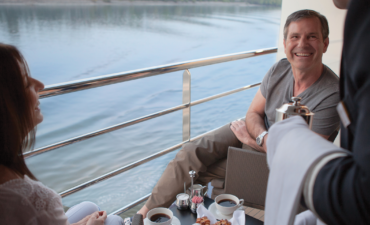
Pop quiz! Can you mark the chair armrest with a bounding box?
[224,147,269,210]
[211,178,225,189]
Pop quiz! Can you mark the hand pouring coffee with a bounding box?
[275,97,314,129]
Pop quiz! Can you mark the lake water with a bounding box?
[0,3,280,213]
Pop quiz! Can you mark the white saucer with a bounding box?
[207,203,233,220]
[144,216,181,225]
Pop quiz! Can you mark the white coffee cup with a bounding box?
[215,194,244,215]
[146,207,173,225]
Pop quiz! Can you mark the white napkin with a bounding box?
[228,210,245,225]
[196,204,245,225]
[265,116,348,225]
[196,204,218,224]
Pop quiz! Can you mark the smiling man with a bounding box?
[231,10,338,152]
[136,9,340,219]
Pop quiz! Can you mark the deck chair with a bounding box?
[211,128,339,210]
[132,214,144,225]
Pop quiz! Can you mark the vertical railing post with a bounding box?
[182,69,191,142]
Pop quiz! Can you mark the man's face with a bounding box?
[284,17,329,73]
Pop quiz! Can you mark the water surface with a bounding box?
[0,4,280,213]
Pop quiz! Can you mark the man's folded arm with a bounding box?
[244,88,269,152]
[245,88,267,139]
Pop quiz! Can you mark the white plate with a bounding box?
[144,216,181,225]
[207,203,233,220]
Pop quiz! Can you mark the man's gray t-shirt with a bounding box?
[260,59,340,136]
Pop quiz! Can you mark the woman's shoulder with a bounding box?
[0,174,37,192]
[0,175,63,212]
[0,175,68,224]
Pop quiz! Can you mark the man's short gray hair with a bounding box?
[283,10,329,40]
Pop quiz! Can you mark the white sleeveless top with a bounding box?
[0,175,69,225]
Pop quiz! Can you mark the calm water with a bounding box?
[0,4,280,213]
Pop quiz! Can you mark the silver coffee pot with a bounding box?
[275,97,314,129]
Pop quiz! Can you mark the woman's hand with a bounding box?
[86,211,107,225]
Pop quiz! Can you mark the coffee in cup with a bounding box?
[150,213,170,223]
[146,207,173,225]
[217,199,237,207]
[215,194,244,215]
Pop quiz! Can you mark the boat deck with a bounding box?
[245,207,264,222]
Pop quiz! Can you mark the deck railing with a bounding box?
[24,47,277,215]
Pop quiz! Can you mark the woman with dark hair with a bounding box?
[0,43,124,225]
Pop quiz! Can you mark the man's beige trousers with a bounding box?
[146,123,243,210]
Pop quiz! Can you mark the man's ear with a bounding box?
[283,39,286,54]
[323,37,329,53]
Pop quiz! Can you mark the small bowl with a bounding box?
[175,193,190,210]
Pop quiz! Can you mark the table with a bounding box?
[169,197,264,225]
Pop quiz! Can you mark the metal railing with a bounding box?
[25,47,277,215]
[39,47,276,99]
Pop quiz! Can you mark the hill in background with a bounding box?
[0,0,282,6]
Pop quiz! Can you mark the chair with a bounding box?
[211,128,339,210]
[132,214,144,225]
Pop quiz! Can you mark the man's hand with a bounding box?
[230,120,266,153]
[230,120,249,144]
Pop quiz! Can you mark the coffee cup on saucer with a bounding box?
[146,207,173,225]
[215,194,244,215]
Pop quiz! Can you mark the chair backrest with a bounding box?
[225,146,307,214]
[132,214,144,225]
[225,147,268,210]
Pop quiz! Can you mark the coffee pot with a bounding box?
[189,184,206,197]
[275,97,314,129]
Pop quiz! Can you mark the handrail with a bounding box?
[24,83,261,158]
[59,141,185,197]
[39,47,276,98]
[110,193,151,216]
[24,104,188,158]
[60,123,240,201]
[57,84,260,197]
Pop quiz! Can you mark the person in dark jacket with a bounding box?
[313,0,370,223]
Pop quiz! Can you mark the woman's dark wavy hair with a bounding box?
[0,43,37,180]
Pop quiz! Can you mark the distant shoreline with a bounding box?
[0,0,276,6]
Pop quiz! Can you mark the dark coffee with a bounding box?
[150,213,171,223]
[217,199,237,207]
